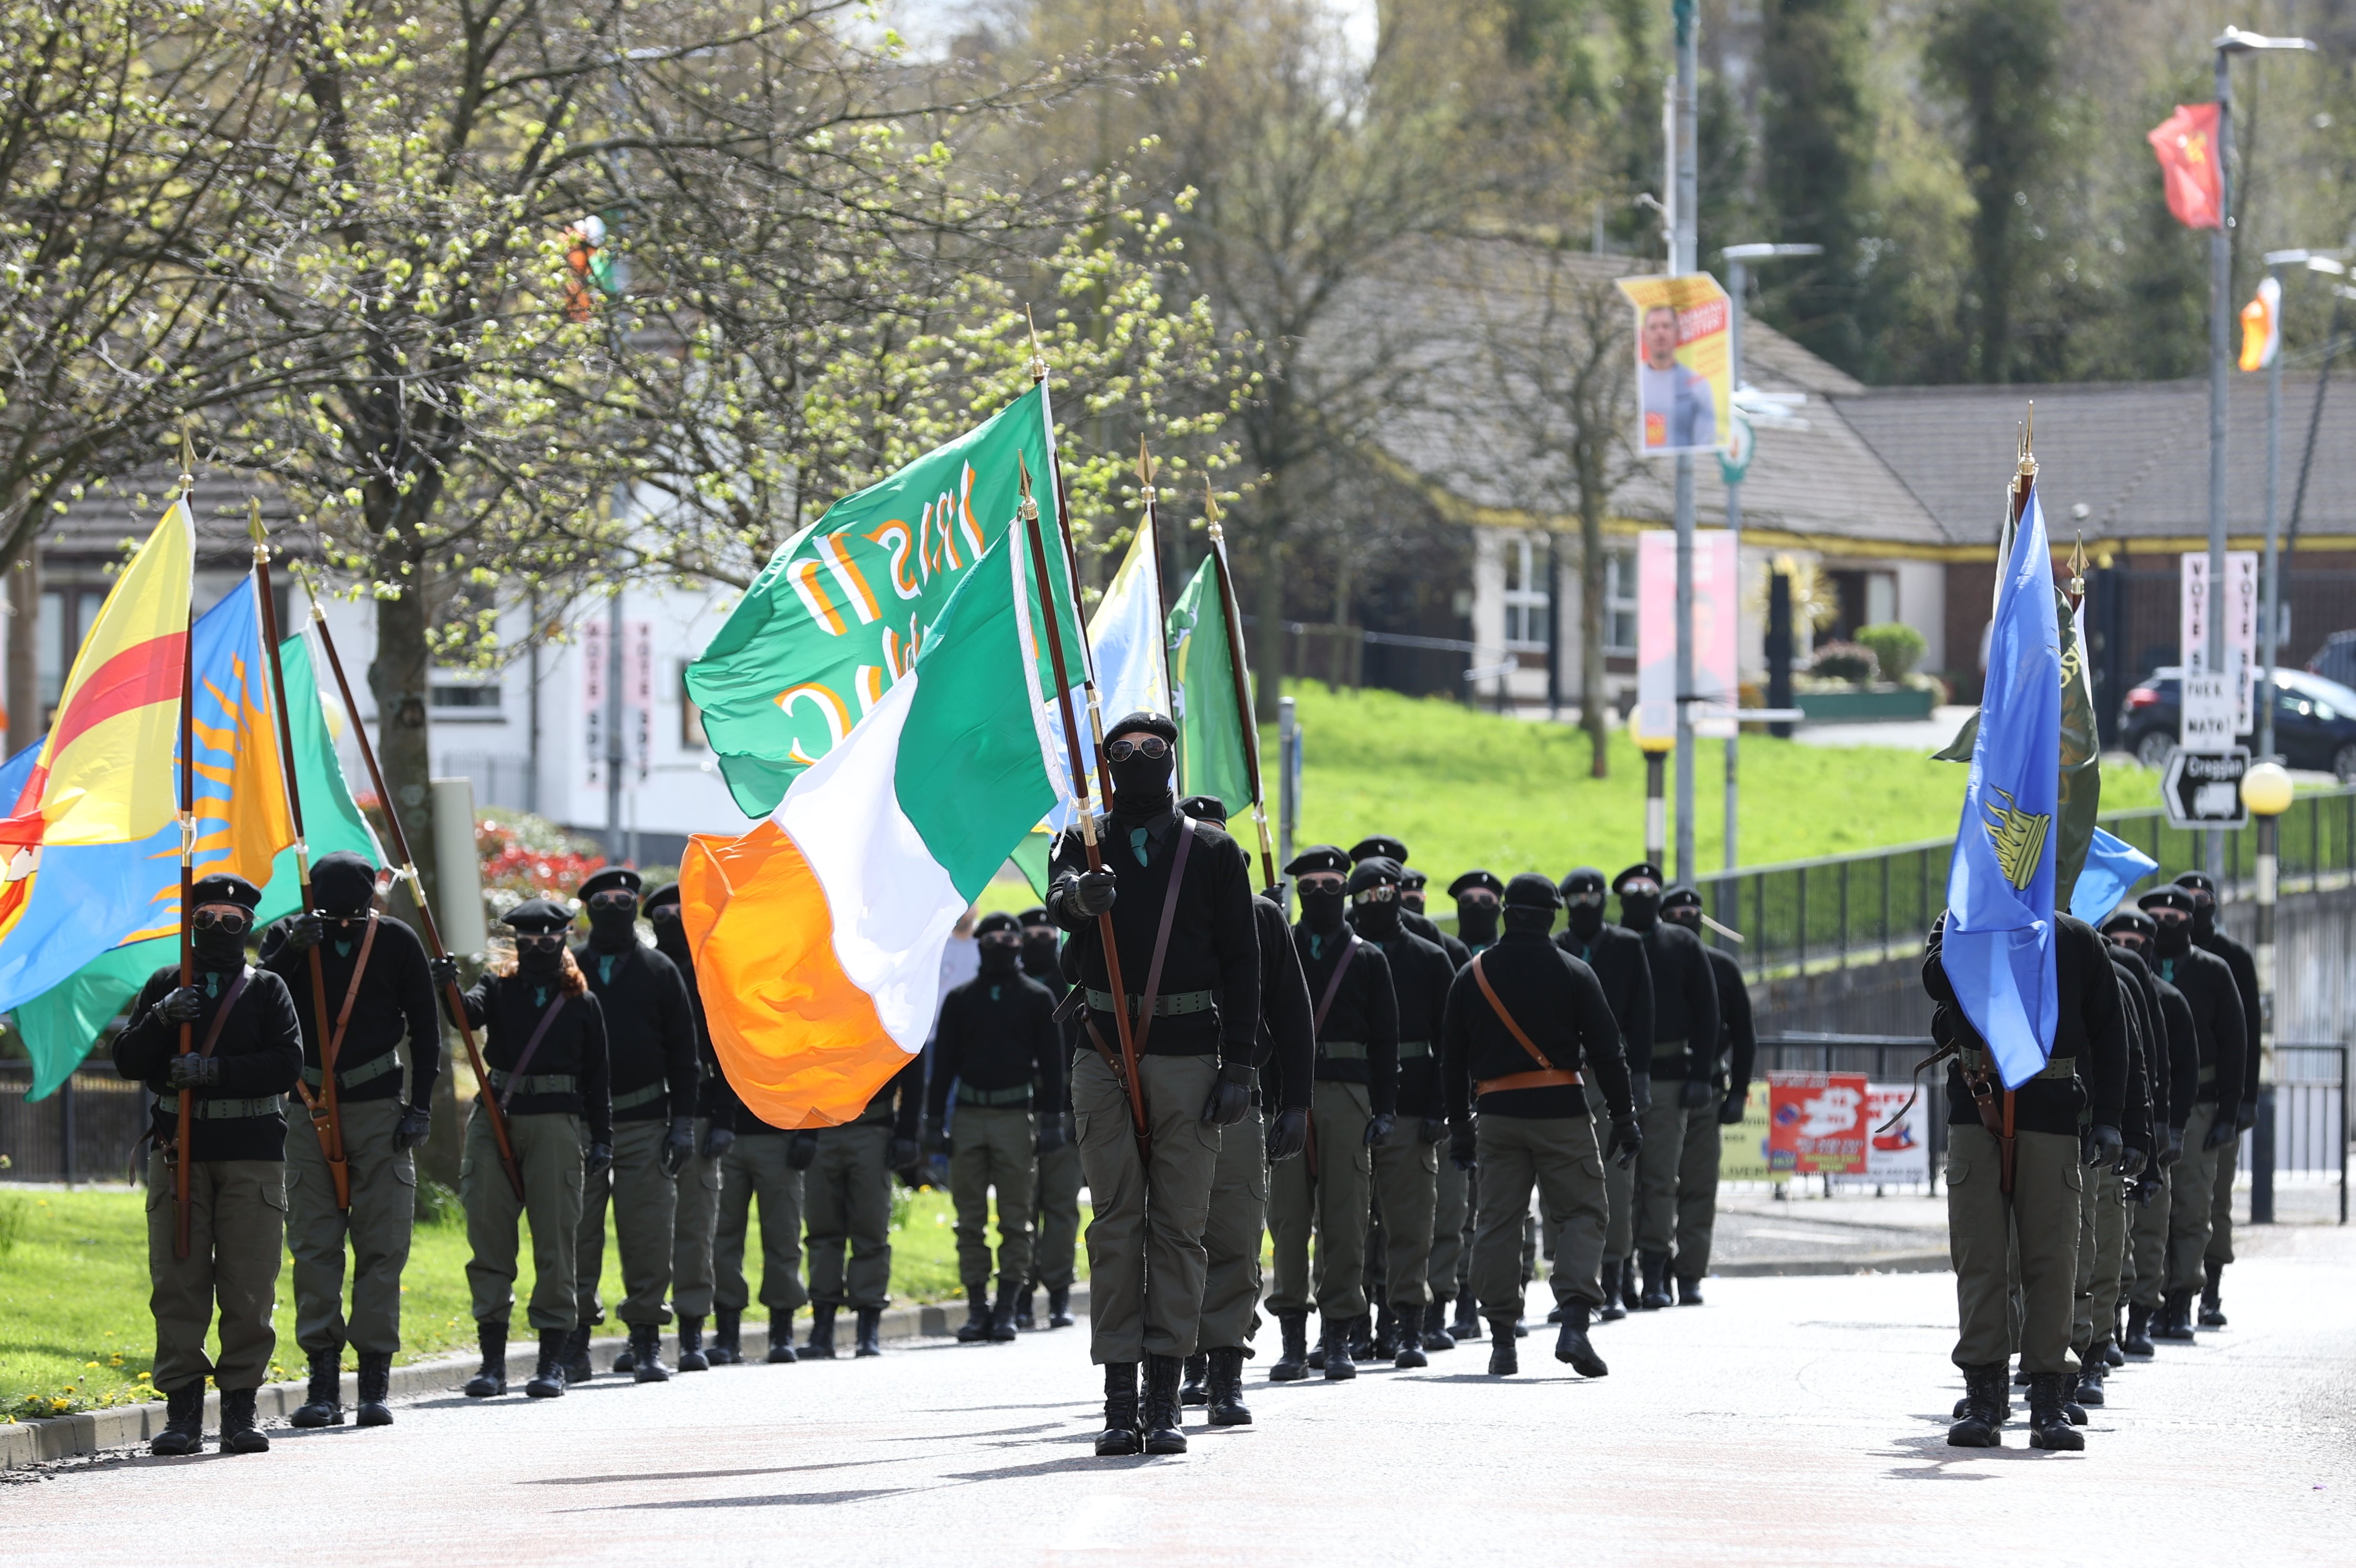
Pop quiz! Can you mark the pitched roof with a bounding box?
[33,468,307,572]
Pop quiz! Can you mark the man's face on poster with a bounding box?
[1643,304,1679,369]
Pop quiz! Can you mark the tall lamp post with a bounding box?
[2241,757,2293,1223]
[2254,249,2347,767]
[2204,26,2316,880]
[1670,0,1699,886]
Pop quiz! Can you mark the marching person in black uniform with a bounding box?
[926,911,1064,1343]
[645,881,732,1369]
[1349,855,1454,1367]
[1444,873,1638,1377]
[448,898,610,1403]
[117,873,303,1456]
[2136,884,2246,1342]
[1612,863,1718,1310]
[261,850,442,1430]
[1048,711,1259,1456]
[1556,867,1653,1319]
[1018,905,1082,1331]
[2102,909,2195,1357]
[1177,794,1315,1425]
[1265,844,1397,1384]
[566,868,699,1384]
[1656,884,1752,1304]
[2173,871,2260,1327]
[1398,866,1471,968]
[1433,870,1504,1340]
[2075,936,2154,1408]
[1349,836,1465,963]
[803,1053,923,1358]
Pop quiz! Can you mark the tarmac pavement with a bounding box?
[6,1218,2350,1566]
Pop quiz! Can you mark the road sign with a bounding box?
[2163,746,2251,830]
[2181,551,2259,733]
[2180,672,2237,748]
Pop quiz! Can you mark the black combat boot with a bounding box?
[1015,1286,1038,1331]
[1638,1251,1673,1310]
[150,1380,205,1455]
[1422,1299,1456,1351]
[710,1308,742,1365]
[989,1283,1021,1343]
[1392,1303,1429,1368]
[2154,1288,2198,1341]
[2062,1369,2088,1425]
[1597,1276,1626,1323]
[629,1324,672,1382]
[560,1323,593,1385]
[854,1305,883,1356]
[805,1303,839,1359]
[1552,1302,1608,1377]
[1676,1275,1705,1306]
[2123,1302,2156,1357]
[1095,1362,1142,1456]
[2104,1338,2125,1368]
[2200,1260,2227,1327]
[1372,1302,1400,1360]
[525,1331,568,1398]
[2014,1364,2032,1386]
[1268,1314,1310,1382]
[2077,1348,2108,1407]
[1486,1318,1519,1376]
[610,1332,635,1375]
[464,1320,508,1398]
[1206,1347,1252,1427]
[1347,1314,1374,1362]
[1142,1354,1188,1454]
[1321,1320,1358,1381]
[1181,1353,1209,1404]
[678,1315,710,1371]
[1048,1286,1074,1328]
[2027,1371,2085,1451]
[767,1314,799,1363]
[1953,1378,2016,1422]
[1451,1294,1483,1341]
[290,1351,344,1428]
[957,1284,994,1343]
[356,1353,394,1427]
[1947,1363,2005,1447]
[219,1387,270,1454]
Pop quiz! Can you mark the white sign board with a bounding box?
[2181,551,2258,734]
[2179,672,2236,749]
[1637,530,1740,743]
[1866,1082,1931,1183]
[2163,746,2251,830]
[582,616,607,787]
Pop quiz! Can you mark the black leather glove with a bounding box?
[890,1135,922,1171]
[922,1116,950,1157]
[1417,1113,1446,1145]
[428,953,460,991]
[153,986,203,1026]
[1627,1072,1653,1114]
[2118,1142,2147,1180]
[1363,1111,1396,1147]
[396,1105,433,1149]
[1608,1114,1642,1169]
[1201,1063,1253,1127]
[786,1130,819,1170]
[585,1142,614,1179]
[2204,1114,2240,1152]
[2159,1126,2185,1167]
[1067,869,1119,917]
[660,1115,696,1177]
[2238,1108,2259,1134]
[1035,1116,1067,1155]
[2133,1170,2163,1207]
[167,1052,220,1088]
[2084,1123,2122,1168]
[1266,1106,1309,1162]
[1678,1076,1714,1110]
[700,1122,736,1160]
[1448,1121,1478,1171]
[283,912,324,953]
[1718,1088,1747,1126]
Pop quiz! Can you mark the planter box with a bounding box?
[1796,685,1936,724]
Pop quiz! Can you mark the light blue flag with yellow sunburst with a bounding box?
[1941,484,2061,1089]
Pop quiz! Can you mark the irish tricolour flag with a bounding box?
[680,507,1083,1129]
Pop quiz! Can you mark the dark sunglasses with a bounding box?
[586,889,639,912]
[649,905,681,923]
[2149,907,2188,925]
[1617,878,1662,898]
[980,930,1022,947]
[192,906,252,934]
[1354,884,1398,903]
[1297,873,1346,894]
[1020,923,1056,938]
[1457,891,1500,910]
[1105,735,1171,763]
[515,932,567,952]
[1564,889,1606,906]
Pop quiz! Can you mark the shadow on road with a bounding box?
[586,1487,913,1510]
[522,1458,898,1486]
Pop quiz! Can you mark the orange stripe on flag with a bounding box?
[46,632,186,755]
[680,820,911,1129]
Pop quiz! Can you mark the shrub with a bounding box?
[1856,622,1927,681]
[413,1178,463,1228]
[1807,641,1879,683]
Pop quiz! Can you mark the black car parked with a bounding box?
[2119,666,2356,780]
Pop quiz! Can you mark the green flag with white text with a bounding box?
[1168,558,1254,819]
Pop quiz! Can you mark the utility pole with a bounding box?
[1671,0,1699,886]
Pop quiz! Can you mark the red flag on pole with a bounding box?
[2146,103,2223,230]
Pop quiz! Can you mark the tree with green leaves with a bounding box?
[1756,0,1875,373]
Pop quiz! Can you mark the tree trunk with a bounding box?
[5,546,38,756]
[1251,511,1286,725]
[1579,475,1610,779]
[368,570,437,914]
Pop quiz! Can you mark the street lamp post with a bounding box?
[2255,249,2347,766]
[1671,0,1699,887]
[2242,758,2294,1223]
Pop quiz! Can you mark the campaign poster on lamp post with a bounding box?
[1616,272,1734,457]
[1635,529,1740,744]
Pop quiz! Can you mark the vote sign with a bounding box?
[1767,1072,1869,1175]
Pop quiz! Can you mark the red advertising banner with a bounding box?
[1768,1072,1869,1175]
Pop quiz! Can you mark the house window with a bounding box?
[37,587,110,716]
[1501,535,1548,650]
[680,661,707,750]
[429,683,501,710]
[1604,549,1638,655]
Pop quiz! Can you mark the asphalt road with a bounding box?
[9,1223,2352,1566]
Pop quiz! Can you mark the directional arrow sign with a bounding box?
[2163,746,2250,830]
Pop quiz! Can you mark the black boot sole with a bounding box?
[356,1403,393,1428]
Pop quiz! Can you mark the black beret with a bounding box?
[2139,886,2196,914]
[2172,871,2217,898]
[579,867,642,901]
[1016,906,1053,927]
[1348,835,1410,865]
[189,873,263,912]
[975,911,1020,937]
[503,897,574,933]
[1177,794,1230,824]
[1559,866,1607,895]
[1504,872,1563,910]
[1449,869,1504,898]
[1348,856,1404,894]
[310,850,380,914]
[1285,845,1351,877]
[643,881,682,911]
[1661,884,1703,911]
[2102,909,2157,937]
[1106,710,1178,744]
[1399,868,1429,890]
[1613,862,1666,891]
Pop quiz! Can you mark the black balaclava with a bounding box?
[1562,868,1607,940]
[976,912,1022,975]
[312,851,379,923]
[1349,859,1403,940]
[646,885,691,973]
[1302,882,1347,931]
[189,875,260,972]
[1616,873,1661,932]
[1502,906,1555,935]
[1106,713,1177,821]
[1501,872,1561,937]
[520,940,565,978]
[2175,874,2219,940]
[2153,912,2192,957]
[587,898,639,953]
[1018,907,1059,979]
[1456,898,1499,948]
[193,921,244,970]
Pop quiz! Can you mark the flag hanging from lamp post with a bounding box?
[2147,103,2224,230]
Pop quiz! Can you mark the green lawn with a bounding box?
[0,1180,1050,1422]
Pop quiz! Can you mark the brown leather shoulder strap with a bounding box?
[322,913,380,1075]
[1132,814,1196,1055]
[499,990,570,1113]
[1469,952,1555,1073]
[1312,931,1358,1038]
[197,968,254,1059]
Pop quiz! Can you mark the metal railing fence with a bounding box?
[0,1065,150,1183]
